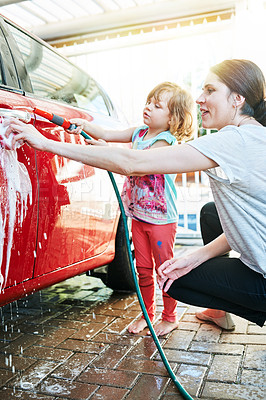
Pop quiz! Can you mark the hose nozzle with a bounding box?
[33,108,92,140]
[34,108,75,130]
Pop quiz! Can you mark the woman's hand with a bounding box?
[157,234,231,292]
[4,119,49,151]
[85,138,109,146]
[157,254,197,292]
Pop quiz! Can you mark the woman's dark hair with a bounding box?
[211,59,266,126]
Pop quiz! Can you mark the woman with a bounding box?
[7,59,266,328]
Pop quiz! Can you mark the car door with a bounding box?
[29,101,120,277]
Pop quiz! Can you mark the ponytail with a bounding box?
[254,99,266,126]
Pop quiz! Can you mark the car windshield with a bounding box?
[8,22,112,117]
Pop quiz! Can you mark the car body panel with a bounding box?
[0,14,126,306]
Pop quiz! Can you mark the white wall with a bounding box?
[60,0,265,125]
[68,25,233,124]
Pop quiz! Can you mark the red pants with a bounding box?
[132,219,177,322]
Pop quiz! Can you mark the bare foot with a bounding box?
[128,318,148,334]
[147,319,179,336]
[196,309,235,330]
[200,309,226,318]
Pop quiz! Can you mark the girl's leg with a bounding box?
[128,220,156,333]
[149,223,179,335]
[167,257,266,327]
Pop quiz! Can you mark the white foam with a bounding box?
[0,118,23,150]
[0,119,32,291]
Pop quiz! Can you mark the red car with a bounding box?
[0,14,135,306]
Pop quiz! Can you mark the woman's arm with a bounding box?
[8,119,217,175]
[157,233,231,291]
[67,118,135,143]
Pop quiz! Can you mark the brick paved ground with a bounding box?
[0,243,265,400]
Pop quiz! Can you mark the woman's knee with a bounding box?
[200,201,223,244]
[200,201,217,219]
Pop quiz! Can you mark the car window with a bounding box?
[7,22,111,116]
[0,22,24,89]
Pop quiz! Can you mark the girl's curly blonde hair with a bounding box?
[147,82,194,141]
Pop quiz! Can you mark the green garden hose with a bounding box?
[107,169,194,400]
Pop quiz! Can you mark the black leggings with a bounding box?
[167,202,266,326]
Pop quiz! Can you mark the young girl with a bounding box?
[66,82,194,336]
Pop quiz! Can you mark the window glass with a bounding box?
[7,23,110,116]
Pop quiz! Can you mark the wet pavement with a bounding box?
[0,243,265,400]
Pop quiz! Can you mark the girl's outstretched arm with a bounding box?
[67,118,135,143]
[8,119,217,175]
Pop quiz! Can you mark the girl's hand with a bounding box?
[157,255,196,292]
[4,118,49,151]
[66,118,88,135]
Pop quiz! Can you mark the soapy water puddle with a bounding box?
[1,256,265,399]
[0,275,119,392]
